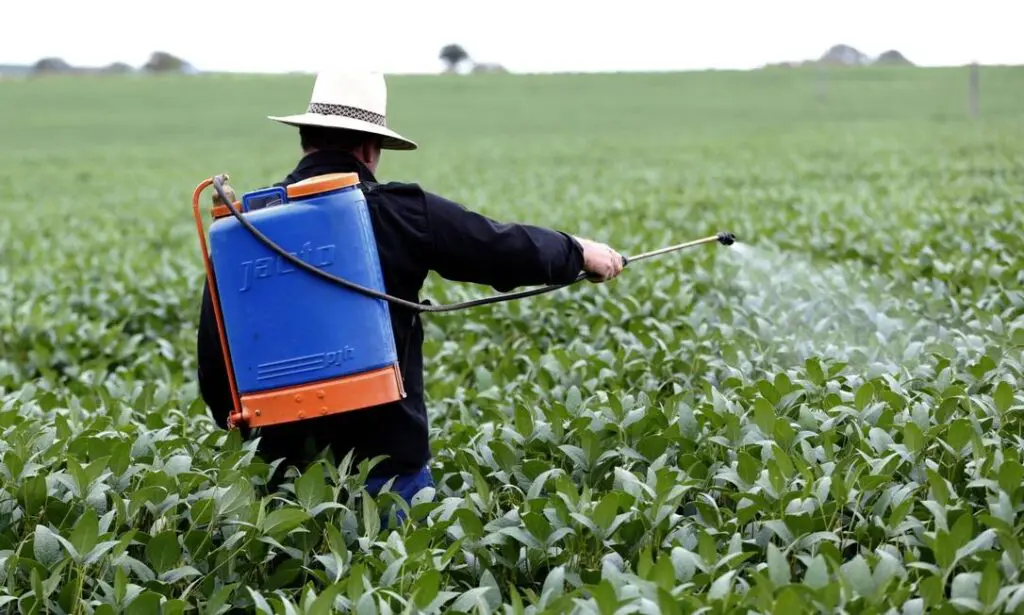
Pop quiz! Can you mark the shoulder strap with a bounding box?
[361,180,379,194]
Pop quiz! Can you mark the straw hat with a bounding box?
[268,71,417,151]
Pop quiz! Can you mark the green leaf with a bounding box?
[708,569,737,601]
[246,588,274,615]
[541,565,566,604]
[565,386,582,412]
[69,507,99,557]
[936,397,959,425]
[308,582,346,615]
[163,600,187,615]
[145,531,180,575]
[805,358,825,386]
[413,569,441,608]
[738,451,760,484]
[773,587,804,615]
[757,380,781,405]
[263,507,311,539]
[855,381,874,410]
[946,418,972,452]
[993,381,1014,414]
[754,398,776,435]
[348,562,366,602]
[20,475,47,519]
[651,555,675,591]
[515,404,534,437]
[775,373,793,396]
[979,560,1000,606]
[903,422,924,454]
[839,555,874,597]
[774,418,796,448]
[295,463,326,510]
[920,574,944,608]
[159,566,201,584]
[999,460,1024,495]
[455,508,485,539]
[33,525,67,567]
[452,587,496,614]
[934,531,956,570]
[590,580,620,615]
[926,469,951,505]
[124,590,163,615]
[766,543,790,587]
[950,512,974,551]
[593,492,619,532]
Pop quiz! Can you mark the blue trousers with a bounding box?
[363,466,434,525]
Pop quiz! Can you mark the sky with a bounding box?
[2,0,1021,73]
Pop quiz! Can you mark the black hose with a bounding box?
[210,175,731,314]
[211,176,589,313]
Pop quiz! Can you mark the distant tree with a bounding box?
[143,51,193,73]
[761,61,798,70]
[32,57,72,74]
[101,62,134,74]
[873,50,914,67]
[439,44,470,72]
[818,44,869,67]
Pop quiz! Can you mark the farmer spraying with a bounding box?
[194,70,626,502]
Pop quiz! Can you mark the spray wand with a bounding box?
[208,175,735,314]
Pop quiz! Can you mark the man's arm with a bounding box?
[196,279,233,430]
[421,191,621,292]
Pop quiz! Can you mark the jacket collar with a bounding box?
[277,149,378,187]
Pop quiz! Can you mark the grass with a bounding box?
[1,65,1023,613]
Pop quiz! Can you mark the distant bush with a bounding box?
[101,62,134,74]
[471,62,509,74]
[874,50,914,66]
[818,44,870,67]
[762,45,918,71]
[32,57,72,74]
[143,51,194,73]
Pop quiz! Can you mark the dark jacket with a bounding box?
[196,149,584,479]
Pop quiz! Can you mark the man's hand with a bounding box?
[574,236,625,283]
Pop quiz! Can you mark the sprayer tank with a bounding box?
[208,173,401,408]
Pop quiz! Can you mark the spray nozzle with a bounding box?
[717,231,736,246]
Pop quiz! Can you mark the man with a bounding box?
[196,71,623,505]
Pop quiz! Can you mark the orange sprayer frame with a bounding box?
[191,175,407,431]
[192,176,247,429]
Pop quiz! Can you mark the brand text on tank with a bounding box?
[239,242,336,291]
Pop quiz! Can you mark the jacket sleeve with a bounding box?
[197,278,233,430]
[421,191,585,292]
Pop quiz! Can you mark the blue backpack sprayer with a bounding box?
[192,173,736,430]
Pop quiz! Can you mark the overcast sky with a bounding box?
[3,0,1020,73]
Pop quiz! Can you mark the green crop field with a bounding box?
[1,65,1023,614]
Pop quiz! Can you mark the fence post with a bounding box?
[816,62,827,105]
[969,62,979,119]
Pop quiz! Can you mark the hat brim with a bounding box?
[268,113,417,151]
